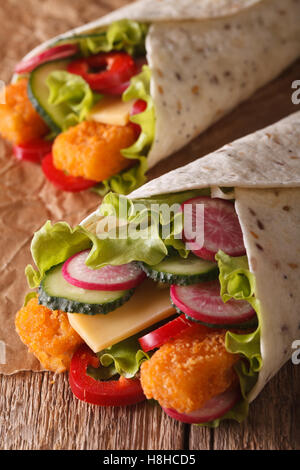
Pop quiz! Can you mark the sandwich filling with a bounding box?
[16,189,262,425]
[0,20,154,194]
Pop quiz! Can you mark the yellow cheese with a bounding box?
[87,96,134,126]
[68,280,175,353]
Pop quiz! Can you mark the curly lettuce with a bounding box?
[46,71,100,130]
[25,190,209,288]
[56,20,148,57]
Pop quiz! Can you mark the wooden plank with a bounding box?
[0,371,186,450]
[0,0,300,451]
[190,362,300,450]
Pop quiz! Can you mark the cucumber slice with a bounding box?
[38,264,134,315]
[140,255,218,285]
[28,59,70,133]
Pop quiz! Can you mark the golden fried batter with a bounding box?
[52,120,137,181]
[15,297,83,373]
[0,79,48,144]
[140,325,239,413]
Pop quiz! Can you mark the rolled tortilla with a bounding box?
[82,111,300,403]
[15,0,300,170]
[129,111,300,402]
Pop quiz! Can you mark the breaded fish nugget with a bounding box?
[0,79,48,145]
[52,121,136,181]
[15,298,83,373]
[140,325,239,413]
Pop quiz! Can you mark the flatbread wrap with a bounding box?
[0,0,299,194]
[13,111,300,425]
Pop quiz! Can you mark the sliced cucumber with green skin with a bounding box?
[38,264,134,315]
[139,255,219,286]
[172,303,258,330]
[28,59,70,133]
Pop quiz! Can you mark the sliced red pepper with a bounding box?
[15,44,79,74]
[130,99,147,137]
[13,139,53,164]
[67,52,137,94]
[69,344,146,406]
[100,57,148,95]
[138,314,195,352]
[42,153,97,192]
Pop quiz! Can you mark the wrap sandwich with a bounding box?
[14,110,300,425]
[0,0,300,194]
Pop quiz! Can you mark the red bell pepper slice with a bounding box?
[138,315,195,352]
[41,153,97,192]
[13,139,53,164]
[130,99,147,137]
[69,344,146,406]
[67,52,137,94]
[15,44,79,74]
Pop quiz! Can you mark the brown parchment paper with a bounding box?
[0,0,134,374]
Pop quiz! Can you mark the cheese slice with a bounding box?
[87,96,134,126]
[68,280,175,353]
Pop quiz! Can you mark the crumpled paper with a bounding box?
[0,139,100,373]
[0,0,133,375]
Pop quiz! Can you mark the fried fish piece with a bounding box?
[52,120,137,181]
[140,325,239,414]
[15,297,83,373]
[0,79,48,145]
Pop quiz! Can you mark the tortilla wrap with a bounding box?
[122,111,300,403]
[15,0,300,169]
[79,110,300,404]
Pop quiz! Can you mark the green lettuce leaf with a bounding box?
[84,190,211,268]
[93,65,155,195]
[25,221,92,288]
[46,71,100,131]
[67,20,148,57]
[200,251,262,427]
[87,334,148,381]
[25,189,206,287]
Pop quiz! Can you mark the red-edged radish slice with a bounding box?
[62,250,146,291]
[162,386,241,424]
[181,197,246,261]
[170,280,255,325]
[138,315,195,352]
[15,44,79,74]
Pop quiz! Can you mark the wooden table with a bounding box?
[0,0,300,450]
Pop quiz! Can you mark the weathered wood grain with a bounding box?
[0,0,300,450]
[0,371,186,450]
[190,362,300,450]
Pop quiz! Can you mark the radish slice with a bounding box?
[15,44,79,74]
[162,386,241,424]
[170,280,255,325]
[62,250,146,291]
[181,197,246,261]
